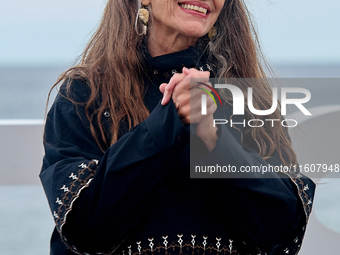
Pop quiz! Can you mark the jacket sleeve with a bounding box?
[192,111,315,254]
[40,89,190,254]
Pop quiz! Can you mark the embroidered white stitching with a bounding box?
[162,236,168,250]
[60,185,69,192]
[78,163,87,169]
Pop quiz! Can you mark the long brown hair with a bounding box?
[48,0,297,165]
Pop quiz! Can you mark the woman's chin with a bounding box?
[179,27,208,40]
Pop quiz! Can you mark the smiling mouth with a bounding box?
[178,3,209,15]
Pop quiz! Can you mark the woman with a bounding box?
[40,0,315,254]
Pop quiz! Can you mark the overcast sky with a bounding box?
[1,0,339,66]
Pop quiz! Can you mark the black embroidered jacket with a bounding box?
[40,47,315,255]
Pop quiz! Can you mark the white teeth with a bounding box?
[179,3,208,15]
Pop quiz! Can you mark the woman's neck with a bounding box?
[147,26,197,57]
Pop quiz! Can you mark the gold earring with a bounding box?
[208,26,217,40]
[137,4,149,35]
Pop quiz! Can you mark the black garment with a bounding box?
[40,46,315,255]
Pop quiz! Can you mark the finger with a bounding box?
[190,95,216,116]
[182,67,190,75]
[162,84,177,105]
[172,72,204,93]
[173,92,190,110]
[159,83,167,94]
[190,89,217,118]
[188,71,210,89]
[172,77,212,109]
[161,73,186,105]
[197,81,213,90]
[167,72,186,91]
[161,89,170,105]
[173,89,215,124]
[170,69,210,94]
[183,67,210,75]
[177,105,191,124]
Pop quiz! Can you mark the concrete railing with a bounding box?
[0,119,44,185]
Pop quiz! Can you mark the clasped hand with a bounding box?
[159,67,218,151]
